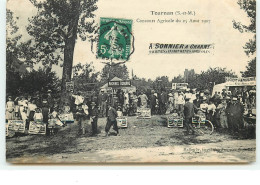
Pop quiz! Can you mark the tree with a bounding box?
[27,0,98,101]
[153,76,171,92]
[189,67,237,92]
[172,75,184,83]
[132,77,153,93]
[233,0,256,77]
[72,62,99,94]
[20,68,61,96]
[100,63,129,84]
[6,8,30,97]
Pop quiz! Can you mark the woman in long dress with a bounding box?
[6,96,15,121]
[217,98,228,129]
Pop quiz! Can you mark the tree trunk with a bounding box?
[60,0,80,105]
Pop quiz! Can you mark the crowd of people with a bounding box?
[5,85,256,137]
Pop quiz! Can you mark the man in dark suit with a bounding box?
[160,90,168,115]
[184,97,196,135]
[105,103,119,136]
[150,90,157,115]
[89,102,99,136]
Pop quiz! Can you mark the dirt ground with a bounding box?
[6,116,256,164]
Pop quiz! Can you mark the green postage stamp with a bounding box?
[97,17,133,61]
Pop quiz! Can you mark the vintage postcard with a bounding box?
[5,0,256,164]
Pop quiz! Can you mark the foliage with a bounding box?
[6,68,60,98]
[189,68,237,91]
[152,76,171,92]
[233,0,256,77]
[27,0,98,65]
[132,77,153,93]
[27,0,99,101]
[242,58,256,77]
[72,62,100,93]
[100,63,129,84]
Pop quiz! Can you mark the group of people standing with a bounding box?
[183,90,251,135]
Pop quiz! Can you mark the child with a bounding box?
[34,107,43,122]
[172,109,179,118]
[123,104,129,116]
[116,106,123,118]
[49,107,62,135]
[75,104,86,135]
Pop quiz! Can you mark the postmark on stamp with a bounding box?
[97,17,134,61]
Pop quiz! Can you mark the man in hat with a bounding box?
[160,90,168,115]
[150,90,157,115]
[98,90,108,117]
[176,91,185,116]
[89,101,99,136]
[105,103,119,136]
[226,96,244,134]
[183,97,196,135]
[138,91,148,108]
[200,96,209,114]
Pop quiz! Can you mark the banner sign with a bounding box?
[137,108,151,119]
[172,83,188,90]
[59,113,74,124]
[167,116,183,128]
[28,121,46,135]
[8,120,26,133]
[108,80,131,87]
[116,118,128,128]
[225,77,256,86]
[66,81,74,92]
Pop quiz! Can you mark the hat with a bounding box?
[202,96,207,100]
[185,97,190,100]
[168,93,173,97]
[90,102,96,106]
[47,89,52,93]
[151,90,155,93]
[204,90,210,94]
[232,97,238,101]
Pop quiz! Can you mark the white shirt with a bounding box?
[208,104,216,112]
[82,104,89,115]
[190,94,196,103]
[34,112,43,121]
[177,95,185,105]
[72,95,84,105]
[200,103,208,112]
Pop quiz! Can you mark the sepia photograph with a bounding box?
[5,0,256,164]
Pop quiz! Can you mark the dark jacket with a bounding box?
[150,94,157,106]
[184,101,195,119]
[90,106,99,119]
[107,107,117,121]
[161,92,168,104]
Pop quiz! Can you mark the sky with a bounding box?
[7,0,255,80]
